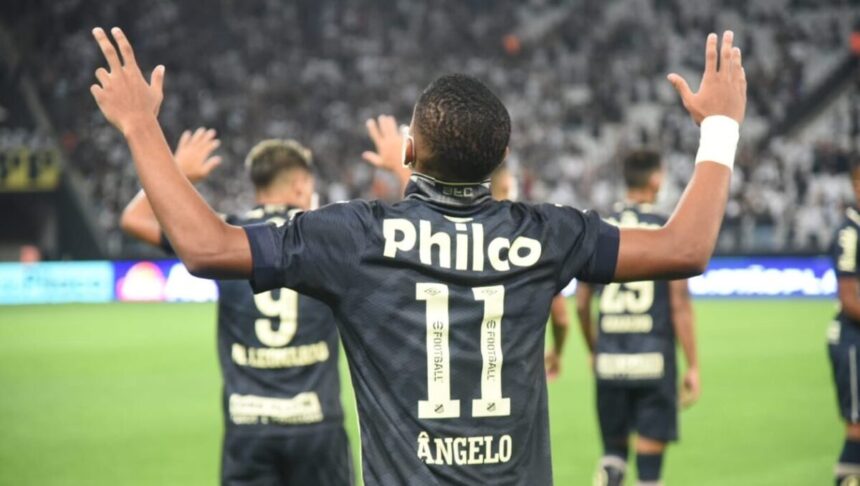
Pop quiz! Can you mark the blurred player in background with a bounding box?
[120,130,353,485]
[489,165,570,381]
[829,159,860,486]
[577,150,699,486]
[91,26,744,485]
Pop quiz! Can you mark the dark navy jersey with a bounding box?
[243,174,619,485]
[593,203,676,387]
[831,206,860,345]
[166,205,344,436]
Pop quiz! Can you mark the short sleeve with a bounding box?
[242,202,368,301]
[542,205,620,288]
[834,223,859,277]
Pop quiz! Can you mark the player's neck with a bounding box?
[625,188,657,205]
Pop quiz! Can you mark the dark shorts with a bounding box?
[596,379,678,444]
[830,340,860,423]
[221,426,354,486]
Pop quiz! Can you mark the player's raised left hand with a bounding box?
[90,27,165,135]
[667,31,746,125]
[680,367,701,408]
[363,115,411,188]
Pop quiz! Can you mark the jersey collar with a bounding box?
[254,203,296,213]
[404,173,492,208]
[245,204,302,221]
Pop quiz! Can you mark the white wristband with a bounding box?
[695,115,739,170]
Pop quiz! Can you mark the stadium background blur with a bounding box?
[0,0,858,484]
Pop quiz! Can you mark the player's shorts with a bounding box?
[596,378,678,443]
[221,425,354,486]
[829,324,860,423]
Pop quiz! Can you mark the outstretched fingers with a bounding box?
[89,84,104,101]
[207,136,221,153]
[92,28,122,72]
[366,118,382,146]
[110,27,138,70]
[667,73,693,103]
[362,151,383,167]
[94,68,109,88]
[379,115,398,138]
[720,31,734,73]
[150,65,165,94]
[704,32,718,75]
[178,130,192,149]
[732,47,744,81]
[203,156,223,175]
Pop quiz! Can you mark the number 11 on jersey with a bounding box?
[416,283,510,420]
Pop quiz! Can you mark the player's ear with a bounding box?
[503,146,510,161]
[402,134,415,168]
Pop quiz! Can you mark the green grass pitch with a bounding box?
[0,299,841,485]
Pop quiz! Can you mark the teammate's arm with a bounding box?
[670,279,700,407]
[90,27,250,278]
[120,127,222,247]
[575,283,596,365]
[120,190,161,246]
[545,294,570,381]
[613,31,746,281]
[363,114,411,194]
[838,279,860,322]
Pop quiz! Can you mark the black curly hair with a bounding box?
[413,74,511,183]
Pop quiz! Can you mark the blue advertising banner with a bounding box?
[687,256,835,298]
[0,261,114,304]
[560,256,836,298]
[0,256,842,305]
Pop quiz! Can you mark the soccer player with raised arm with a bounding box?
[577,150,698,486]
[89,26,745,485]
[120,131,353,485]
[829,160,860,486]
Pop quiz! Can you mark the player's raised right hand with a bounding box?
[90,27,165,135]
[175,128,222,183]
[667,31,747,125]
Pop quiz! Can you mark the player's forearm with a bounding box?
[551,324,568,355]
[673,308,698,369]
[616,162,730,281]
[575,306,594,353]
[575,285,595,352]
[577,318,594,353]
[550,296,570,355]
[123,116,251,278]
[120,190,163,247]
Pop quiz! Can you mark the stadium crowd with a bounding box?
[8,0,860,254]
